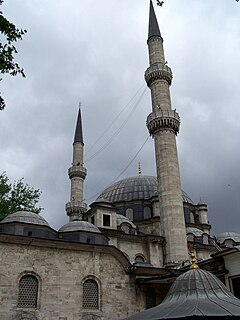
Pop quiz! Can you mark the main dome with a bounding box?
[97,176,193,204]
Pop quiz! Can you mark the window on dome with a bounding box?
[194,212,200,224]
[144,207,151,219]
[82,279,99,309]
[17,275,38,308]
[103,214,111,227]
[126,208,133,221]
[184,207,191,223]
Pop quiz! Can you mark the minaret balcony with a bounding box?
[65,200,87,214]
[68,165,87,179]
[147,109,180,135]
[145,63,172,86]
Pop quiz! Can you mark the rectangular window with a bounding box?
[91,215,95,225]
[103,214,111,227]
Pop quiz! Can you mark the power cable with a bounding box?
[85,134,150,202]
[85,87,147,163]
[85,84,145,157]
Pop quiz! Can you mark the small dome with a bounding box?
[0,210,49,227]
[186,227,204,237]
[59,220,101,233]
[97,176,193,204]
[217,231,240,244]
[117,214,137,229]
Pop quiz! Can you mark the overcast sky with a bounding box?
[1,0,240,236]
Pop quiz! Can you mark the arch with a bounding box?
[135,254,145,263]
[17,274,38,308]
[82,277,100,310]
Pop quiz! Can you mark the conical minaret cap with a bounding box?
[148,0,161,40]
[74,107,84,144]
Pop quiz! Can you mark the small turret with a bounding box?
[65,106,87,221]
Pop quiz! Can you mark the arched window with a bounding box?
[17,275,38,308]
[135,255,145,263]
[144,207,151,219]
[83,279,99,309]
[126,208,133,221]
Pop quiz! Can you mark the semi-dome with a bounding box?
[217,231,240,244]
[0,210,49,227]
[97,175,193,204]
[117,214,137,229]
[59,220,101,233]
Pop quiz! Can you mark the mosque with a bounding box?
[0,1,240,320]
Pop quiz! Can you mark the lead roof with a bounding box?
[124,268,240,319]
[148,0,161,40]
[74,107,84,144]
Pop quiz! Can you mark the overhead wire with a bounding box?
[85,134,150,202]
[85,84,146,157]
[85,86,147,163]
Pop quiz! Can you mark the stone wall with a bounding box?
[0,236,145,320]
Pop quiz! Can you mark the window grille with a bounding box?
[82,279,99,309]
[18,275,38,308]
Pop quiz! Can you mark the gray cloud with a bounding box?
[1,0,240,235]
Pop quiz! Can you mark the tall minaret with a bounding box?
[145,1,188,264]
[65,107,87,221]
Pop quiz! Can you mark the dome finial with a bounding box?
[190,252,199,269]
[138,161,142,176]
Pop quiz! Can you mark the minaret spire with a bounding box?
[74,103,84,144]
[65,105,87,221]
[148,0,161,40]
[145,1,188,264]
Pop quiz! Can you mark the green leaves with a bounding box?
[0,0,27,110]
[0,172,42,221]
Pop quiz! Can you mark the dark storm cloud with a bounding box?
[1,0,240,235]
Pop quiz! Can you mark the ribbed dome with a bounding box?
[0,210,49,227]
[217,231,240,244]
[97,176,193,204]
[59,220,101,233]
[124,268,240,320]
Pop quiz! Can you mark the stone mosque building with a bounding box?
[0,1,240,320]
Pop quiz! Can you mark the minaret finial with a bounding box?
[148,0,161,40]
[190,252,199,270]
[138,161,142,176]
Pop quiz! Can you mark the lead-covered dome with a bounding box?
[0,210,49,227]
[97,176,193,204]
[59,220,101,233]
[217,231,240,244]
[124,268,240,320]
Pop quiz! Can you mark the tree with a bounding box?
[0,0,26,110]
[0,172,42,221]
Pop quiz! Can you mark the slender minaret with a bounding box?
[145,1,188,264]
[65,106,87,221]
